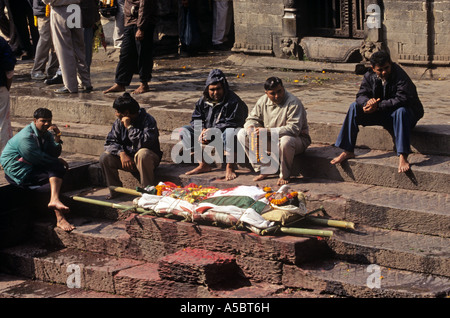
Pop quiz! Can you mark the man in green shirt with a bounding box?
[0,108,74,231]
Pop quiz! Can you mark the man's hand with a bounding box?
[135,29,144,41]
[49,124,62,142]
[198,128,210,144]
[363,98,380,113]
[58,158,69,170]
[119,152,136,171]
[121,116,132,129]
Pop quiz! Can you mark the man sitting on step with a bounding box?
[178,69,248,181]
[237,76,311,186]
[330,51,424,173]
[0,108,75,232]
[100,92,162,199]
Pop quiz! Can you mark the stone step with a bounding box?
[10,107,450,157]
[328,224,450,278]
[64,184,450,276]
[283,260,450,298]
[0,242,287,298]
[3,208,449,298]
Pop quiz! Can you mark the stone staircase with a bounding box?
[0,54,449,299]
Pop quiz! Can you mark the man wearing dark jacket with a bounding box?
[331,51,424,173]
[178,69,248,180]
[103,0,157,94]
[100,93,162,199]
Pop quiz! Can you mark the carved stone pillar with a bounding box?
[280,0,302,59]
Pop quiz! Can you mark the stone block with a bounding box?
[157,248,239,286]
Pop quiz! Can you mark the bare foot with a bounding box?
[277,177,290,186]
[185,163,212,175]
[56,217,76,232]
[54,209,75,232]
[133,83,149,94]
[253,174,269,181]
[330,151,355,165]
[398,154,410,173]
[103,83,125,94]
[48,200,70,212]
[225,163,237,181]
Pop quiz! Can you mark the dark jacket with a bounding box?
[124,0,158,29]
[80,0,100,28]
[356,63,424,120]
[32,0,46,16]
[104,108,162,159]
[0,36,16,88]
[190,69,248,131]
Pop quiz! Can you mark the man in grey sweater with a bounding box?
[237,77,311,186]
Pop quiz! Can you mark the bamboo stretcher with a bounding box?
[72,186,355,237]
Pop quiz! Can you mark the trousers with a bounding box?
[31,16,59,77]
[99,148,161,190]
[50,5,91,92]
[115,24,155,86]
[0,86,12,154]
[237,129,310,179]
[334,102,419,155]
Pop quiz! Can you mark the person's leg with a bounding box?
[331,102,384,164]
[31,17,52,77]
[0,86,12,153]
[113,0,125,48]
[134,24,154,94]
[50,7,78,92]
[278,135,310,185]
[134,148,160,187]
[390,107,417,173]
[104,25,136,93]
[180,125,212,175]
[72,26,91,89]
[99,152,124,197]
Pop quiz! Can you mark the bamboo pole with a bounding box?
[279,227,333,237]
[109,186,142,196]
[72,196,148,214]
[306,217,355,230]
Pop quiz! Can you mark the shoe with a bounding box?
[31,71,46,80]
[54,86,74,94]
[78,85,93,93]
[45,74,63,85]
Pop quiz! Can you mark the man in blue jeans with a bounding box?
[103,0,157,95]
[330,51,424,173]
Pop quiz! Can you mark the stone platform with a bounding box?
[0,48,449,300]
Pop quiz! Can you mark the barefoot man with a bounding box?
[103,0,157,95]
[330,51,424,173]
[179,69,248,180]
[237,77,311,186]
[0,108,74,231]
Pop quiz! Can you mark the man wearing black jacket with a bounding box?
[178,69,248,180]
[331,51,424,173]
[103,0,157,95]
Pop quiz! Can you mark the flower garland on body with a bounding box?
[154,182,218,204]
[263,186,299,206]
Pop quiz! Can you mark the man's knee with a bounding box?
[99,152,115,167]
[135,148,160,166]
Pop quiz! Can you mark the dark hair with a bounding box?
[264,77,283,90]
[33,108,52,119]
[112,92,140,114]
[369,51,392,67]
